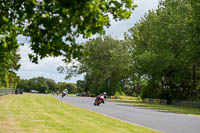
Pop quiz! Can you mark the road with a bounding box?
[55,96,200,133]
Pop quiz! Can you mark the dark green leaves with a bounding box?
[1,0,135,63]
[126,0,200,101]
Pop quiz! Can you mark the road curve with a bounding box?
[55,96,200,133]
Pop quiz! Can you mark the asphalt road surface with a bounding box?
[55,96,200,133]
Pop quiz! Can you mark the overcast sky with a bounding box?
[16,0,159,83]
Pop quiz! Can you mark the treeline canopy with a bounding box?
[126,0,200,101]
[17,77,82,94]
[61,0,200,101]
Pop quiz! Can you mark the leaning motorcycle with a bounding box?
[62,92,66,98]
[94,96,105,106]
[62,89,68,98]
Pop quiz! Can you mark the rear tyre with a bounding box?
[97,101,100,106]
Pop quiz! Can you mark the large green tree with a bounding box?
[126,0,200,101]
[0,46,21,88]
[74,36,131,95]
[1,0,136,63]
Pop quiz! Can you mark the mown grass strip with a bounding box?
[109,98,200,116]
[0,94,161,133]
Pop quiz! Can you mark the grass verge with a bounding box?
[108,98,200,116]
[0,94,161,133]
[67,94,76,96]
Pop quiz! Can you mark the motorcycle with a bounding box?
[94,95,105,106]
[62,89,68,98]
[62,92,66,98]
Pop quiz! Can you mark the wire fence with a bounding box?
[0,89,15,96]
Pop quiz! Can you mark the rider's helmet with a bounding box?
[104,92,107,95]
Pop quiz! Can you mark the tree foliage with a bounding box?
[126,0,200,101]
[67,36,131,95]
[57,82,80,94]
[17,77,80,93]
[17,77,58,93]
[0,45,20,88]
[1,0,136,91]
[57,0,200,101]
[1,0,136,63]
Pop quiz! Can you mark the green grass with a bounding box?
[108,98,200,116]
[0,94,161,133]
[112,96,140,101]
[50,93,76,97]
[67,94,76,96]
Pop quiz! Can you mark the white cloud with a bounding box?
[105,0,159,39]
[16,0,159,83]
[17,44,84,82]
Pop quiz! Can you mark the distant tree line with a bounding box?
[17,77,83,94]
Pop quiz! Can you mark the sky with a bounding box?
[16,0,159,83]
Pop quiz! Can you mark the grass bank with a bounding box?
[0,94,160,133]
[108,97,200,116]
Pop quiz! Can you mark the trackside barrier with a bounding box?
[172,100,200,107]
[143,98,167,105]
[0,89,15,96]
[110,96,118,99]
[143,98,149,103]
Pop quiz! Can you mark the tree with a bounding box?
[76,80,86,93]
[17,79,30,92]
[57,82,79,94]
[45,78,59,92]
[0,46,21,88]
[1,0,136,63]
[28,77,49,93]
[126,0,200,101]
[17,77,59,93]
[68,36,131,95]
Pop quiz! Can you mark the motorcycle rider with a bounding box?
[62,89,68,98]
[56,90,59,96]
[102,92,107,100]
[95,92,107,105]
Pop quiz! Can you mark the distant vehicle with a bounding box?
[31,90,39,93]
[76,92,87,97]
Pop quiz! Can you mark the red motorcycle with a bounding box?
[94,95,105,106]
